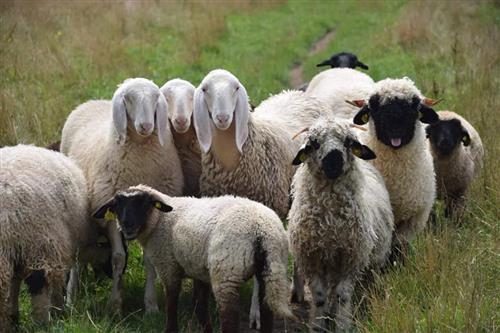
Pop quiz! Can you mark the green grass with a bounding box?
[1,0,499,332]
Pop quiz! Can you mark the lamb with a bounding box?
[352,77,439,255]
[60,78,184,313]
[305,68,375,119]
[288,120,394,332]
[93,184,293,333]
[316,51,369,70]
[160,78,201,196]
[194,69,327,327]
[0,145,95,331]
[425,111,484,217]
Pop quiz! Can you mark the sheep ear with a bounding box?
[350,140,376,160]
[156,94,168,146]
[152,200,173,213]
[292,140,318,165]
[355,60,369,70]
[112,92,127,145]
[418,104,439,124]
[193,87,212,153]
[316,59,331,67]
[93,199,116,221]
[235,83,249,153]
[353,105,370,125]
[462,129,471,146]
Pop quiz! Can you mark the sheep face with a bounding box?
[354,93,438,149]
[194,69,249,153]
[426,118,470,156]
[112,78,169,146]
[93,191,172,240]
[161,79,195,134]
[293,121,376,180]
[316,52,369,70]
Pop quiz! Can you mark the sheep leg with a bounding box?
[332,278,353,333]
[213,280,241,333]
[66,262,81,307]
[249,276,261,329]
[49,270,66,317]
[309,276,328,332]
[144,251,159,313]
[107,222,126,314]
[1,261,15,332]
[193,279,212,333]
[291,264,305,303]
[25,270,51,325]
[257,273,274,333]
[164,279,181,333]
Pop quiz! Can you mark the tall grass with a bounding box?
[1,0,498,331]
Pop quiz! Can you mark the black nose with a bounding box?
[437,139,455,154]
[321,150,344,180]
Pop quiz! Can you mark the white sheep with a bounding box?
[288,119,394,332]
[193,69,327,328]
[306,68,375,119]
[425,111,484,217]
[60,78,184,313]
[352,77,439,255]
[160,78,201,196]
[0,145,95,331]
[93,184,294,333]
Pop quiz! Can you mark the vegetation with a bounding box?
[1,0,498,331]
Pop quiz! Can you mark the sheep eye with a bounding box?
[235,86,240,91]
[202,87,207,93]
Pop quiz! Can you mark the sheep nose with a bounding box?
[216,114,229,124]
[140,123,153,133]
[175,117,188,127]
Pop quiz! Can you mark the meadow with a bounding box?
[0,0,498,332]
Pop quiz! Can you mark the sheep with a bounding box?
[351,77,439,256]
[316,51,369,70]
[193,69,327,327]
[305,68,375,119]
[0,145,96,331]
[160,78,201,196]
[288,119,394,332]
[60,78,184,314]
[93,184,294,333]
[425,111,484,217]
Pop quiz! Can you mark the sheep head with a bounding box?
[112,78,169,146]
[193,69,250,154]
[160,79,195,134]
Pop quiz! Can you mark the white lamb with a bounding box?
[0,145,95,331]
[160,78,201,196]
[288,120,394,332]
[61,78,183,313]
[352,77,439,256]
[93,185,293,333]
[193,69,327,328]
[425,111,484,217]
[306,68,375,119]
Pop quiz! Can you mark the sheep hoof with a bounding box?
[249,309,261,330]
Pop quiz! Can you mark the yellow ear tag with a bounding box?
[154,201,162,209]
[104,209,116,222]
[299,151,308,162]
[352,146,362,158]
[362,114,369,123]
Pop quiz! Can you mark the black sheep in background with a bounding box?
[317,51,369,70]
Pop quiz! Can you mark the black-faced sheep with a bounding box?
[316,51,369,70]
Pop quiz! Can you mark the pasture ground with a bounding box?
[1,0,498,332]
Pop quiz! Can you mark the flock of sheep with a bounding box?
[0,52,484,333]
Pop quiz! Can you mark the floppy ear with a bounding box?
[316,59,332,67]
[234,82,249,153]
[112,91,127,145]
[353,105,370,125]
[193,87,212,153]
[152,200,173,213]
[418,104,439,124]
[461,128,471,146]
[93,198,117,221]
[292,140,319,165]
[156,94,168,146]
[355,60,369,70]
[350,140,376,160]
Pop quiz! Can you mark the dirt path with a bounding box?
[289,28,335,89]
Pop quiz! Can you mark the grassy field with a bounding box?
[1,0,499,332]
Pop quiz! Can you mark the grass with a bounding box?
[1,0,499,332]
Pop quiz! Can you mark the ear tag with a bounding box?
[104,209,116,222]
[352,146,362,158]
[298,151,308,162]
[154,201,162,209]
[361,113,369,123]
